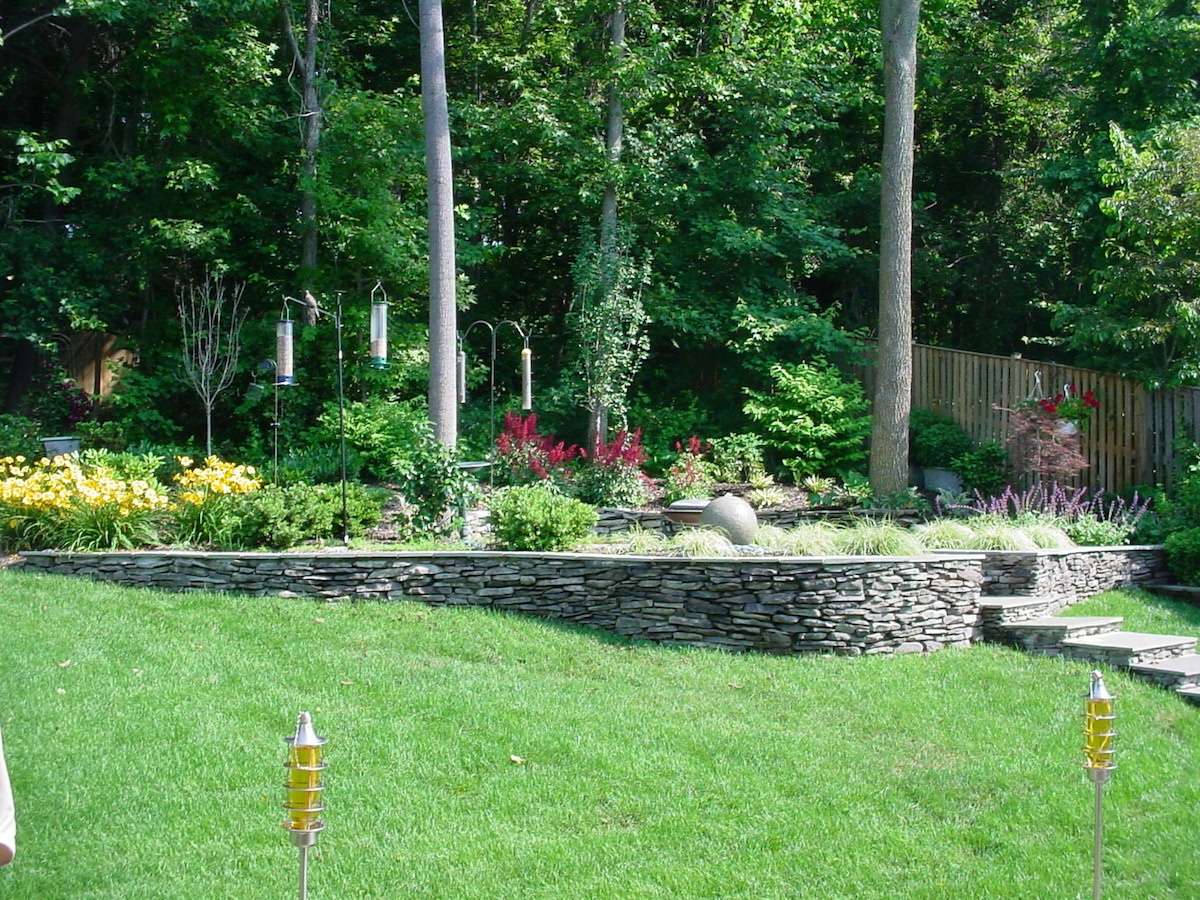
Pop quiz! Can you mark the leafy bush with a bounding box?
[77,420,131,452]
[743,361,871,478]
[1065,514,1132,546]
[909,409,973,469]
[573,430,650,508]
[870,487,930,513]
[662,436,715,504]
[709,433,766,483]
[322,399,466,530]
[489,483,597,551]
[667,527,737,558]
[1165,527,1200,585]
[833,522,925,556]
[80,449,164,483]
[276,445,365,486]
[234,483,386,549]
[0,414,42,459]
[495,412,579,487]
[0,455,169,551]
[951,442,1008,495]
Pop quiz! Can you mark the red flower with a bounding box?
[1039,399,1058,415]
[1082,389,1099,410]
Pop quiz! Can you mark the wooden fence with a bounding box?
[858,343,1200,494]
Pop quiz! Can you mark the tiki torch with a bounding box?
[283,711,327,900]
[1084,671,1115,899]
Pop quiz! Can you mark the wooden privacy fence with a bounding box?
[858,343,1200,494]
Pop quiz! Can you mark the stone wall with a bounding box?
[967,546,1167,604]
[18,550,983,656]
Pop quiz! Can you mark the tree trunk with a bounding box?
[587,0,625,453]
[205,404,213,457]
[420,0,459,448]
[869,0,919,497]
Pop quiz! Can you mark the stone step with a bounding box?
[1128,654,1200,690]
[995,617,1124,653]
[1142,583,1200,604]
[1176,685,1200,705]
[978,595,1060,624]
[1060,632,1198,668]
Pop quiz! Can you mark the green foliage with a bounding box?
[233,483,386,550]
[572,464,649,509]
[753,523,841,556]
[913,519,976,550]
[0,414,41,459]
[276,446,366,487]
[1165,527,1200,585]
[1065,514,1133,547]
[952,442,1009,495]
[743,361,871,479]
[709,433,766,483]
[909,409,973,469]
[1024,521,1075,550]
[489,484,597,552]
[621,525,669,555]
[966,522,1038,552]
[870,487,930,514]
[48,501,162,552]
[747,485,787,510]
[321,399,465,530]
[661,440,715,505]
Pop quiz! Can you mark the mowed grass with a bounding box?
[1068,588,1200,638]
[0,573,1198,898]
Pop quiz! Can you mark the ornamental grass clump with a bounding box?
[668,527,737,558]
[1024,521,1075,549]
[754,522,842,556]
[621,525,668,555]
[912,519,976,550]
[0,454,170,551]
[833,521,924,556]
[966,521,1038,551]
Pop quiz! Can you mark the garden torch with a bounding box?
[283,711,327,900]
[1084,671,1115,900]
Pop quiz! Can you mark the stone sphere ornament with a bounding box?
[699,493,758,545]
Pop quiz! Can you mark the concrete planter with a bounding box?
[921,466,962,494]
[40,436,80,457]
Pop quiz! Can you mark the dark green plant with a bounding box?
[79,449,165,484]
[870,487,930,514]
[909,409,973,469]
[743,361,871,478]
[1065,514,1132,547]
[0,414,42,459]
[276,445,365,486]
[709,433,766,483]
[489,483,597,551]
[77,420,131,452]
[1165,527,1200,585]
[951,442,1009,495]
[233,483,386,550]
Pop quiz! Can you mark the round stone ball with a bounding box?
[699,493,758,545]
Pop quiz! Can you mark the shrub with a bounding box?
[489,483,597,551]
[951,442,1009,495]
[0,414,42,459]
[80,449,164,483]
[171,456,262,547]
[276,446,365,486]
[667,527,737,558]
[1165,527,1200,585]
[574,429,650,508]
[912,519,976,549]
[234,483,386,549]
[709,433,766,483]
[743,361,871,478]
[833,522,925,556]
[495,412,580,487]
[0,455,169,551]
[1065,514,1132,546]
[909,409,973,468]
[870,487,930,513]
[662,436,715,504]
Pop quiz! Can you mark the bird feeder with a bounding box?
[369,283,388,369]
[457,348,468,405]
[276,320,295,386]
[520,344,532,411]
[283,711,327,899]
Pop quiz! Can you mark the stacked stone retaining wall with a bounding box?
[18,550,982,656]
[967,546,1167,604]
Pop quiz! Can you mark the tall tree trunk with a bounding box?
[869,0,919,496]
[281,0,322,281]
[587,0,625,452]
[420,0,458,448]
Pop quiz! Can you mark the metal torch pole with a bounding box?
[1093,775,1104,900]
[298,844,309,900]
[334,291,349,546]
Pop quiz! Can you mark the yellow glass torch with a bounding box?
[1083,671,1115,899]
[283,711,327,900]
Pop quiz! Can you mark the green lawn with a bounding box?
[1068,588,1200,638]
[0,573,1197,898]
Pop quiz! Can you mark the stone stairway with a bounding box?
[980,595,1200,705]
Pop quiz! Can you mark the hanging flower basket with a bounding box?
[1026,384,1099,432]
